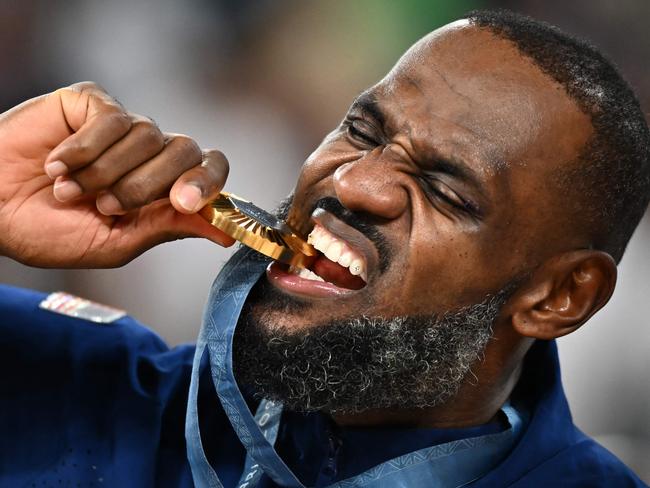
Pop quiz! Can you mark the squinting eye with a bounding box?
[427,180,474,212]
[347,119,379,146]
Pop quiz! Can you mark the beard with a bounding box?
[232,276,515,415]
[233,194,517,414]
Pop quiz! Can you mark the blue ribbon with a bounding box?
[186,248,526,488]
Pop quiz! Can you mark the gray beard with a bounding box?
[233,279,513,414]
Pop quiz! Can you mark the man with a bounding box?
[0,9,647,487]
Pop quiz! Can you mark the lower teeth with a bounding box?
[290,265,324,282]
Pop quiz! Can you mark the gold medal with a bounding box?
[199,192,317,268]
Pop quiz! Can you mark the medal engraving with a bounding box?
[228,195,291,234]
[199,192,316,268]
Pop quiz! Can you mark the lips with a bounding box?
[286,223,367,290]
[268,209,380,297]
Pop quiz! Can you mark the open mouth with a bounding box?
[284,223,368,291]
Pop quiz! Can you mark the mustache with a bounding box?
[273,193,294,221]
[311,197,393,273]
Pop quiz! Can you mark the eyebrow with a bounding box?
[432,155,482,189]
[429,151,493,212]
[350,91,490,206]
[350,91,387,129]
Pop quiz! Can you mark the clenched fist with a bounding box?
[0,82,234,268]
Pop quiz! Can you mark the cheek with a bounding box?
[292,145,359,203]
[293,156,327,198]
[378,223,496,315]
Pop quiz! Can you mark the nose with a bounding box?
[332,149,409,220]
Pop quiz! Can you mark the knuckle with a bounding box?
[68,140,94,160]
[147,116,160,129]
[83,81,104,92]
[147,129,165,153]
[106,110,132,132]
[133,121,164,151]
[170,135,201,160]
[68,80,105,94]
[135,115,159,129]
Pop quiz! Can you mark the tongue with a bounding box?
[311,256,366,290]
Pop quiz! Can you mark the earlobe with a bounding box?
[509,250,617,340]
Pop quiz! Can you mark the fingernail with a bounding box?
[45,160,68,179]
[177,184,203,212]
[96,192,123,215]
[53,179,82,202]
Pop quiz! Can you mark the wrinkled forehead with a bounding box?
[374,21,591,173]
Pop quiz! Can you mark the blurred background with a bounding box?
[0,0,648,481]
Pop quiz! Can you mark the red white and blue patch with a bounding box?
[39,292,126,324]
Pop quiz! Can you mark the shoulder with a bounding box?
[509,434,647,487]
[1,283,169,353]
[0,284,199,485]
[563,435,646,487]
[0,283,196,395]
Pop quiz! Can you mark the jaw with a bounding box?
[235,272,520,423]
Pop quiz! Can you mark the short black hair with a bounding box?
[465,9,650,263]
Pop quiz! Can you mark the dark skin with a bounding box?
[257,21,617,427]
[0,21,616,428]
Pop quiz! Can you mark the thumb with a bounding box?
[127,200,236,251]
[167,212,237,247]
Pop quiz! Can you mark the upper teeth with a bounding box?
[307,224,367,282]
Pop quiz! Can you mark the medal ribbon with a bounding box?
[186,248,527,488]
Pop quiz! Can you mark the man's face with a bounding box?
[234,21,594,413]
[259,21,592,329]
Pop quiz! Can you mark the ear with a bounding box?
[505,250,617,340]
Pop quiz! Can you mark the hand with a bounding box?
[0,81,234,268]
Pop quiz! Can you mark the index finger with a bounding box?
[44,82,132,176]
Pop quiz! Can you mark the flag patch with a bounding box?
[39,292,126,324]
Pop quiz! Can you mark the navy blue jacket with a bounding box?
[0,284,645,487]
